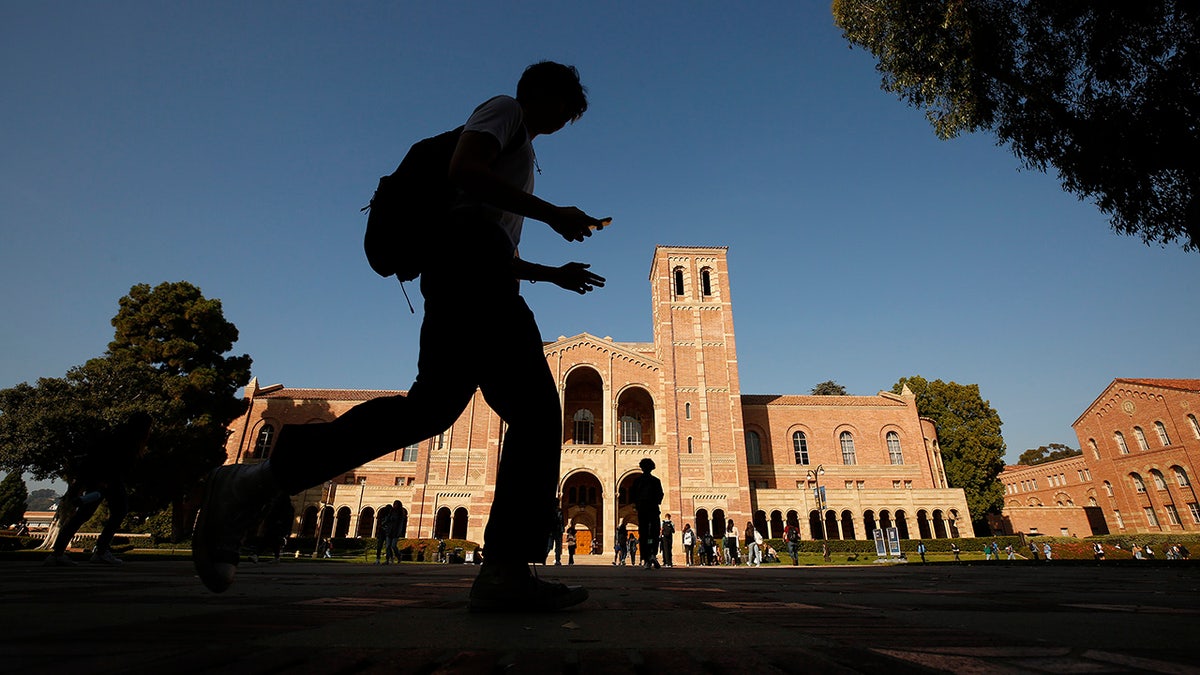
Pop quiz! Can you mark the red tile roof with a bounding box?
[741,394,907,407]
[1115,378,1200,392]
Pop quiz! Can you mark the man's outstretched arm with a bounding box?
[511,258,605,295]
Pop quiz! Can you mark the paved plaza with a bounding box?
[4,556,1198,674]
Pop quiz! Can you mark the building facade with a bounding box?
[995,379,1200,536]
[224,246,972,549]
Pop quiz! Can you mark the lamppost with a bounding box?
[312,481,333,558]
[806,465,826,540]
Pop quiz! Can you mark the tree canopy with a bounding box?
[892,375,1006,533]
[0,282,251,531]
[833,0,1200,250]
[1017,442,1081,466]
[810,380,848,395]
[0,472,29,527]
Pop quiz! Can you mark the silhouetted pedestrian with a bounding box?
[192,62,606,613]
[660,513,675,567]
[631,458,663,569]
[44,412,152,567]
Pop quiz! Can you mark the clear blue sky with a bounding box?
[3,2,1197,492]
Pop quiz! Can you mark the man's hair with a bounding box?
[517,61,588,122]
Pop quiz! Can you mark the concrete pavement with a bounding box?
[4,556,1198,673]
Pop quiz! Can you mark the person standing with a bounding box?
[382,500,406,565]
[724,520,741,566]
[192,62,607,613]
[566,527,576,566]
[917,541,927,564]
[660,513,676,567]
[552,505,564,566]
[1043,542,1052,561]
[630,458,663,569]
[614,520,627,566]
[747,522,763,567]
[681,523,696,566]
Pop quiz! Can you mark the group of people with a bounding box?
[1131,542,1190,560]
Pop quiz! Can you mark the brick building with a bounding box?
[224,246,971,550]
[995,379,1200,536]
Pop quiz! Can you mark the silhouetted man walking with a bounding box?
[194,62,608,612]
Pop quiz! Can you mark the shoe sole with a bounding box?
[192,467,243,593]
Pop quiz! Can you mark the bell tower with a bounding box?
[649,246,751,529]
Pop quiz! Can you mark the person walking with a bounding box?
[44,413,152,567]
[192,62,607,613]
[660,513,676,567]
[917,541,927,564]
[1043,542,1052,561]
[783,522,801,566]
[631,458,663,569]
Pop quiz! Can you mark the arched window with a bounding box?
[687,436,694,453]
[792,431,809,465]
[886,431,903,465]
[1133,426,1149,451]
[1103,481,1114,497]
[251,424,275,459]
[573,409,595,444]
[685,402,691,420]
[1130,473,1146,493]
[673,267,685,296]
[1150,469,1167,490]
[700,268,713,296]
[840,431,856,465]
[1173,466,1191,487]
[1088,438,1100,460]
[1114,431,1130,454]
[1189,414,1200,439]
[745,431,762,465]
[1155,421,1171,446]
[620,416,642,445]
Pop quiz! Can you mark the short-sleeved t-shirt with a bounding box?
[455,95,533,251]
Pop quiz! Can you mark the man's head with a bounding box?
[393,500,402,509]
[517,61,588,135]
[665,513,672,520]
[639,457,655,472]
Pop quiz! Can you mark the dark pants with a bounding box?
[53,480,127,555]
[661,535,673,566]
[269,219,561,565]
[385,536,402,563]
[637,510,660,563]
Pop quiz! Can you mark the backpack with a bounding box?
[361,126,464,283]
[362,99,525,286]
[787,527,800,543]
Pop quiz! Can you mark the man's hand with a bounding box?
[550,262,606,294]
[549,207,609,242]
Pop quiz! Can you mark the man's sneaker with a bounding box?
[468,564,588,613]
[43,553,77,567]
[90,550,123,565]
[192,464,274,593]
